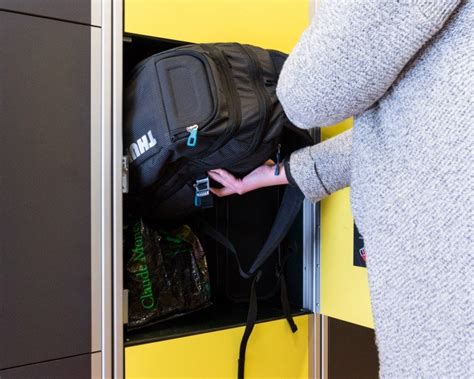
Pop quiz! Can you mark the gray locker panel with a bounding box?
[0,12,92,369]
[0,354,93,379]
[0,0,101,26]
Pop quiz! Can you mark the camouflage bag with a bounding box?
[125,219,211,329]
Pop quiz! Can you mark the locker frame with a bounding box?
[109,1,323,377]
[98,0,114,377]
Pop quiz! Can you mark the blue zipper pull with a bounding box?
[186,124,199,147]
[274,144,281,176]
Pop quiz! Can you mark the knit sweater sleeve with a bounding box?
[286,129,352,203]
[279,0,460,203]
[276,0,461,128]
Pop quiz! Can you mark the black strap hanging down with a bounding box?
[194,186,305,378]
[193,216,253,280]
[236,268,297,379]
[279,271,298,333]
[275,243,298,333]
[248,185,305,275]
[194,185,305,278]
[238,271,261,379]
[236,269,298,379]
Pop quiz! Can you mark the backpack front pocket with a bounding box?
[154,52,218,142]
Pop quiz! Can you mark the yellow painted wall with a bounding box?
[125,0,309,53]
[126,315,310,378]
[320,121,374,328]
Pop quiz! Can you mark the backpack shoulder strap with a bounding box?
[194,184,305,278]
[248,184,305,274]
[193,185,305,378]
[194,216,253,280]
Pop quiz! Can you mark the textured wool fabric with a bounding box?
[287,129,352,200]
[278,0,473,377]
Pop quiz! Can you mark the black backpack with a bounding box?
[124,42,312,378]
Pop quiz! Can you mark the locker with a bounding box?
[113,1,318,377]
[0,9,103,373]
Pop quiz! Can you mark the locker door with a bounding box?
[0,11,101,369]
[0,0,101,26]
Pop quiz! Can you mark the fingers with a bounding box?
[209,161,280,197]
[208,169,238,189]
[209,169,236,185]
[208,168,243,197]
[208,169,225,185]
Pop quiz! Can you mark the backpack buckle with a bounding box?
[194,177,210,207]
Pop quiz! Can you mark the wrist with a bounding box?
[271,163,289,185]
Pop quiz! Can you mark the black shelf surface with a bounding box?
[125,302,311,347]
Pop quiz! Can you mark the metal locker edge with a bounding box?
[90,24,103,376]
[111,0,125,377]
[97,0,114,377]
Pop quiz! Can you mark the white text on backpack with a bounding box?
[128,131,157,162]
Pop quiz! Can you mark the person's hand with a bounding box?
[208,160,288,197]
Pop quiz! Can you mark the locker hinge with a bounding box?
[123,289,129,325]
[122,156,129,193]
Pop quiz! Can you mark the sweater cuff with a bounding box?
[283,157,297,187]
[288,147,329,203]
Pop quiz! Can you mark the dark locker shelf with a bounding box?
[125,302,310,347]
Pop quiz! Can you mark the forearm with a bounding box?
[254,162,289,188]
[285,129,352,203]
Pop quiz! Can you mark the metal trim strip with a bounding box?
[90,25,102,354]
[100,0,113,377]
[303,198,316,311]
[91,0,102,27]
[112,0,124,376]
[91,352,102,378]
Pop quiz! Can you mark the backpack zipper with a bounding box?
[274,144,281,176]
[150,45,271,205]
[241,44,271,154]
[200,45,241,145]
[186,124,199,147]
[201,44,271,168]
[172,46,240,154]
[153,45,242,203]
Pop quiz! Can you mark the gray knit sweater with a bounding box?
[277,0,473,377]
